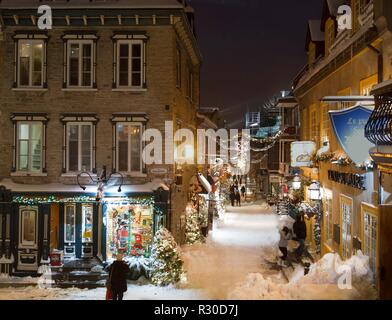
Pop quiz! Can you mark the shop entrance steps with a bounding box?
[45,258,108,289]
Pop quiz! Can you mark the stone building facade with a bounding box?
[0,0,201,273]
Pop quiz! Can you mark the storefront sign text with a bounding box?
[328,170,366,190]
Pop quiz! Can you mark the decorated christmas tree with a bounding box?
[150,228,184,286]
[185,204,204,245]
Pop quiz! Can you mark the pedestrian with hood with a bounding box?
[293,213,307,259]
[107,252,130,300]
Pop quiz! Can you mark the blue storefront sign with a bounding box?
[329,105,374,164]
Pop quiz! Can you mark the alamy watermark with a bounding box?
[142,122,251,174]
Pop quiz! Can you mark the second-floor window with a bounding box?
[17,122,43,172]
[117,40,143,88]
[67,41,93,88]
[66,123,93,172]
[116,123,142,173]
[18,40,44,88]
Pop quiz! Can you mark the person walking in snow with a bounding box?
[278,226,292,266]
[293,213,307,259]
[229,184,235,206]
[108,253,130,300]
[235,187,241,207]
[241,185,246,201]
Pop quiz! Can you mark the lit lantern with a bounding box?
[292,175,302,190]
[308,181,321,201]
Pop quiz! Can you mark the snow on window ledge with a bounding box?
[11,172,48,177]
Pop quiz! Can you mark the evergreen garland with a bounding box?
[150,228,184,286]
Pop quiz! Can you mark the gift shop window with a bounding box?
[82,204,93,244]
[106,204,154,259]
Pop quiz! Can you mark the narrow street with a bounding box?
[0,202,377,300]
[182,203,279,299]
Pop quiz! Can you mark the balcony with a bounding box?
[365,79,392,172]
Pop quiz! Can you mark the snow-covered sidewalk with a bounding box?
[0,202,377,300]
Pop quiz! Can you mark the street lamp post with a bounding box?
[77,166,124,202]
[292,174,302,190]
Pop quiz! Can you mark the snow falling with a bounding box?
[0,203,376,300]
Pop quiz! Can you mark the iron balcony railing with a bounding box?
[365,93,392,145]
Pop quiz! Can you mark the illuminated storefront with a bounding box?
[0,181,169,274]
[104,202,155,260]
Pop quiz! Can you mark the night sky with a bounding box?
[190,0,323,128]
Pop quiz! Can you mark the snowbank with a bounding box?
[228,252,377,300]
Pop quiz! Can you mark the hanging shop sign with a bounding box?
[291,141,316,167]
[150,167,168,175]
[329,105,374,164]
[328,170,366,190]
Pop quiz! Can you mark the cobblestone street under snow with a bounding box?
[0,203,376,300]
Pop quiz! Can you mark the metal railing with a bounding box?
[365,93,392,145]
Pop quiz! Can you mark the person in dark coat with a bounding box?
[293,213,307,258]
[229,184,235,206]
[234,187,241,207]
[108,253,130,300]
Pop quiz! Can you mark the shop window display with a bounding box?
[82,204,93,243]
[106,204,154,259]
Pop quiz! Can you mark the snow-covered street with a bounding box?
[0,203,377,300]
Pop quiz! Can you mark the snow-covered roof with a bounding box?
[0,0,186,10]
[0,178,168,194]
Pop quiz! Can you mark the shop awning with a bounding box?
[0,178,168,195]
[321,96,374,103]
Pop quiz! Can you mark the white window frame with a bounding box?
[116,122,143,174]
[82,204,94,244]
[66,122,93,173]
[64,204,76,244]
[66,40,94,88]
[116,40,144,89]
[16,121,43,173]
[340,194,354,260]
[19,206,39,249]
[17,39,44,88]
[323,190,334,251]
[361,203,379,281]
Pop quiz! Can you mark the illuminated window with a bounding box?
[116,123,142,173]
[64,204,76,243]
[324,192,334,249]
[106,204,154,259]
[82,204,93,244]
[340,195,353,260]
[17,122,43,173]
[360,74,378,96]
[19,206,38,248]
[18,40,44,88]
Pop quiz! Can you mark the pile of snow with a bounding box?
[228,252,377,300]
[90,265,104,273]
